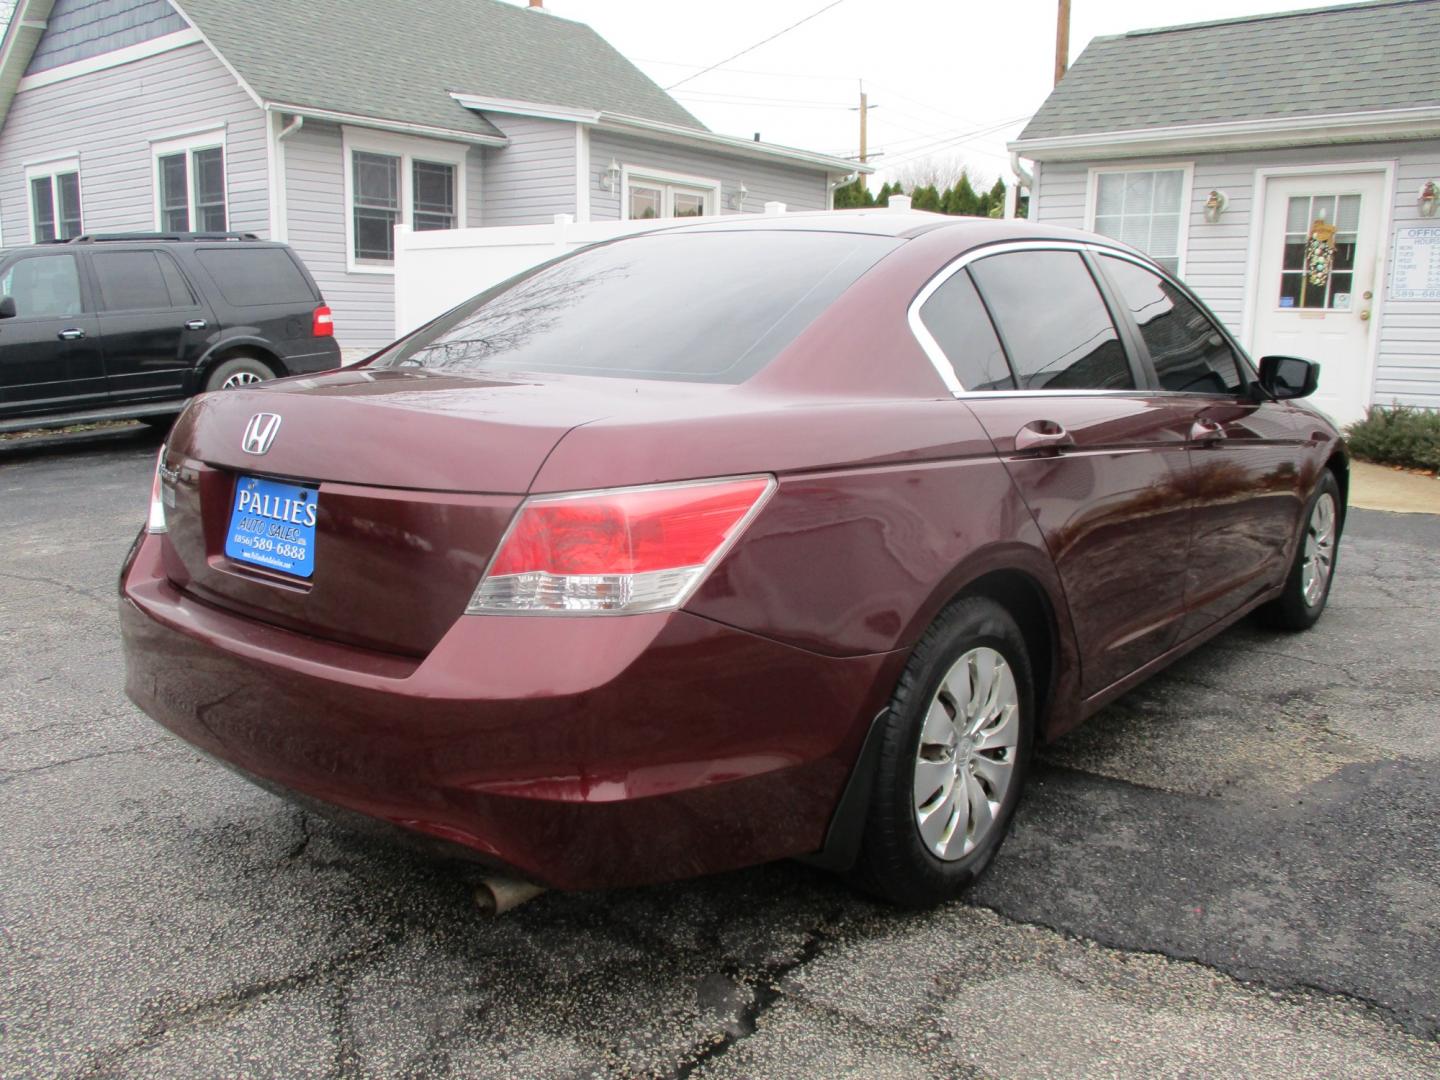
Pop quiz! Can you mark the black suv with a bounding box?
[0,232,341,432]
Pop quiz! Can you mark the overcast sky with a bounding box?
[536,0,1354,187]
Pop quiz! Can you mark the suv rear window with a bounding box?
[371,230,900,383]
[196,248,314,307]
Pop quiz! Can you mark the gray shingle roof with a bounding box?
[1017,0,1440,142]
[173,0,705,139]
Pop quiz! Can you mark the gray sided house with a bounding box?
[1010,0,1440,426]
[0,0,868,355]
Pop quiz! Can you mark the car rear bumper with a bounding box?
[282,340,343,375]
[119,532,901,889]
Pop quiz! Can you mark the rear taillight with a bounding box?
[147,445,169,533]
[467,476,775,615]
[312,304,334,337]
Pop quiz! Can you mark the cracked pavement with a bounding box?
[2,425,1438,1078]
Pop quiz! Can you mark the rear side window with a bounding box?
[93,250,194,311]
[970,250,1135,391]
[918,268,1015,391]
[1099,255,1243,395]
[372,231,900,383]
[195,248,314,306]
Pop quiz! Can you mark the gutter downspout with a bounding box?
[1008,151,1034,220]
[270,114,304,243]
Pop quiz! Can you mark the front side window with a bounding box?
[30,169,83,242]
[1100,255,1242,395]
[372,231,899,384]
[0,254,82,317]
[1092,168,1185,274]
[969,250,1134,391]
[156,144,227,232]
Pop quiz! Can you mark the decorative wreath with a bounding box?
[1305,219,1337,289]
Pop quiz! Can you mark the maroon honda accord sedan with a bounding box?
[119,212,1346,906]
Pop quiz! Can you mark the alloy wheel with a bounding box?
[912,646,1020,861]
[221,370,265,389]
[1301,492,1337,606]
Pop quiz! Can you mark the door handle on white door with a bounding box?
[1190,418,1226,443]
[1359,309,1371,321]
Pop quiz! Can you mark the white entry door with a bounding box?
[1251,171,1387,426]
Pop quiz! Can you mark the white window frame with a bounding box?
[620,165,722,222]
[25,155,83,243]
[342,126,469,275]
[151,127,229,234]
[1084,162,1194,276]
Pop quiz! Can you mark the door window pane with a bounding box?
[156,252,197,307]
[1092,168,1186,274]
[193,147,226,231]
[1101,255,1241,395]
[918,268,1015,391]
[93,251,175,311]
[629,184,662,220]
[412,160,456,231]
[30,177,56,242]
[1,254,81,317]
[159,153,189,231]
[969,251,1134,391]
[353,151,401,261]
[1276,193,1360,311]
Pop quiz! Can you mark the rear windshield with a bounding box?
[196,247,315,307]
[370,230,900,383]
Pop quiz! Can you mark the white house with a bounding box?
[0,0,869,357]
[1009,0,1440,426]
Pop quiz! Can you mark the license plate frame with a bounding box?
[224,475,319,579]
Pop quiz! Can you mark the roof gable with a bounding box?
[1017,0,1440,143]
[171,0,705,138]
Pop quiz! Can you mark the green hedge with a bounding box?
[1345,405,1440,473]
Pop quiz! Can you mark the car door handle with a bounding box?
[57,328,86,341]
[184,319,208,331]
[1190,418,1227,443]
[1014,420,1075,454]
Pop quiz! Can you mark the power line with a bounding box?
[879,115,1031,170]
[665,0,850,90]
[637,58,855,83]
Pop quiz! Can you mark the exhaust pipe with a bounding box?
[474,876,546,916]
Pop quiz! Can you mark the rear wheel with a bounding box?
[205,354,276,392]
[1258,471,1342,631]
[853,596,1035,907]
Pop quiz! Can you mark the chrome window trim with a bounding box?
[907,239,1179,399]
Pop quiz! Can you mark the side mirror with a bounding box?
[1257,355,1319,400]
[0,296,16,319]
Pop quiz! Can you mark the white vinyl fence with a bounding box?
[392,201,806,339]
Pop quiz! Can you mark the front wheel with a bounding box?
[853,596,1035,907]
[1258,471,1342,631]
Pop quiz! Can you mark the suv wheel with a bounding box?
[853,596,1035,907]
[206,355,276,392]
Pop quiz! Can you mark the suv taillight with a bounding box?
[312,304,334,337]
[467,476,775,615]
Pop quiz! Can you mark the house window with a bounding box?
[343,129,467,270]
[152,131,227,233]
[1091,167,1187,274]
[27,161,83,242]
[622,169,720,220]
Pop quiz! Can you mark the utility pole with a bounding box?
[858,81,871,163]
[1055,0,1071,85]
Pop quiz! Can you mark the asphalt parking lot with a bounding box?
[3,425,1438,1079]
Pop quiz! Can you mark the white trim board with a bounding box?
[1236,161,1396,409]
[15,27,203,92]
[574,124,590,223]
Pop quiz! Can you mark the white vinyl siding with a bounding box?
[0,42,268,243]
[1029,138,1440,410]
[480,116,578,226]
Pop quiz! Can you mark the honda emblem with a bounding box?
[241,413,282,455]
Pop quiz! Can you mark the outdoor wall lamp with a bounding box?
[1420,180,1439,218]
[730,183,749,211]
[602,158,621,192]
[1203,189,1229,223]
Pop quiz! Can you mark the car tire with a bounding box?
[1258,471,1342,632]
[852,596,1035,907]
[204,355,276,392]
